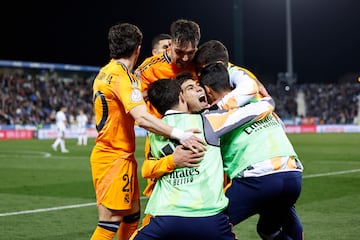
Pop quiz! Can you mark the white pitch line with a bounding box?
[303,168,360,179]
[0,202,95,217]
[1,169,359,217]
[0,196,148,217]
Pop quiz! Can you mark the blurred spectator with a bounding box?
[266,81,359,124]
[76,108,88,146]
[0,66,359,126]
[0,67,94,126]
[51,105,69,153]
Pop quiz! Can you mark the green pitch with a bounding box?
[0,133,359,239]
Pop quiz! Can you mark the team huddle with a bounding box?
[89,19,304,240]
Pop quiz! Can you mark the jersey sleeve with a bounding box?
[141,135,176,179]
[116,71,145,113]
[135,55,160,93]
[141,135,176,197]
[142,155,175,179]
[205,97,275,137]
[217,70,259,109]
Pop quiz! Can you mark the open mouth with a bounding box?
[199,95,206,102]
[199,95,208,107]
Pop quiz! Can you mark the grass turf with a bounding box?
[0,133,359,239]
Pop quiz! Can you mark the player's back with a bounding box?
[92,59,143,156]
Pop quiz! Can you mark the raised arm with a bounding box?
[206,97,275,137]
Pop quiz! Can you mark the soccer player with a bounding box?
[75,108,88,146]
[135,19,203,199]
[51,105,69,153]
[89,22,205,240]
[130,74,274,240]
[199,63,304,240]
[193,39,269,109]
[151,33,171,56]
[193,39,286,131]
[135,18,201,118]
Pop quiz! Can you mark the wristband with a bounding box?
[170,128,194,144]
[170,128,185,141]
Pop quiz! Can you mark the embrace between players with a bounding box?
[89,19,304,240]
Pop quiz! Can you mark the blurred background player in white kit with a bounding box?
[51,105,69,153]
[76,108,88,146]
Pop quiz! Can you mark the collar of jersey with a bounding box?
[164,51,171,63]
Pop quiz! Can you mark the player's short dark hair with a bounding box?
[151,33,171,48]
[108,23,143,59]
[148,79,181,115]
[199,63,231,93]
[193,40,229,74]
[174,71,194,88]
[170,19,201,48]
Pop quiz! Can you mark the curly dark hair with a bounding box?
[108,23,143,59]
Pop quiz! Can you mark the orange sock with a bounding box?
[117,221,139,240]
[90,225,116,240]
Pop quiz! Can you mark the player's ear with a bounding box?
[203,85,211,95]
[179,92,186,104]
[152,48,157,56]
[135,45,141,56]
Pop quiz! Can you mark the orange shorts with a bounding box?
[91,149,140,210]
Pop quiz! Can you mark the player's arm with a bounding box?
[254,78,270,97]
[142,136,203,179]
[206,97,275,136]
[142,145,204,178]
[141,136,175,179]
[130,104,206,153]
[141,139,204,197]
[216,72,259,109]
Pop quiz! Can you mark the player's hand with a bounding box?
[172,145,205,168]
[255,79,270,97]
[180,129,207,153]
[171,128,206,153]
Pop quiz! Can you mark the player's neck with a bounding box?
[118,59,133,69]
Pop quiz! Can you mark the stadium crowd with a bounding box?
[0,67,359,126]
[0,67,94,127]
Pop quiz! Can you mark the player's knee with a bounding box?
[123,211,140,223]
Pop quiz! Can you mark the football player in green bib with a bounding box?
[130,73,274,240]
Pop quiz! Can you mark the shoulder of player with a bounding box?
[136,55,168,72]
[99,60,130,78]
[228,62,257,79]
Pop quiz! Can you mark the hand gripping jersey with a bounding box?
[143,98,274,217]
